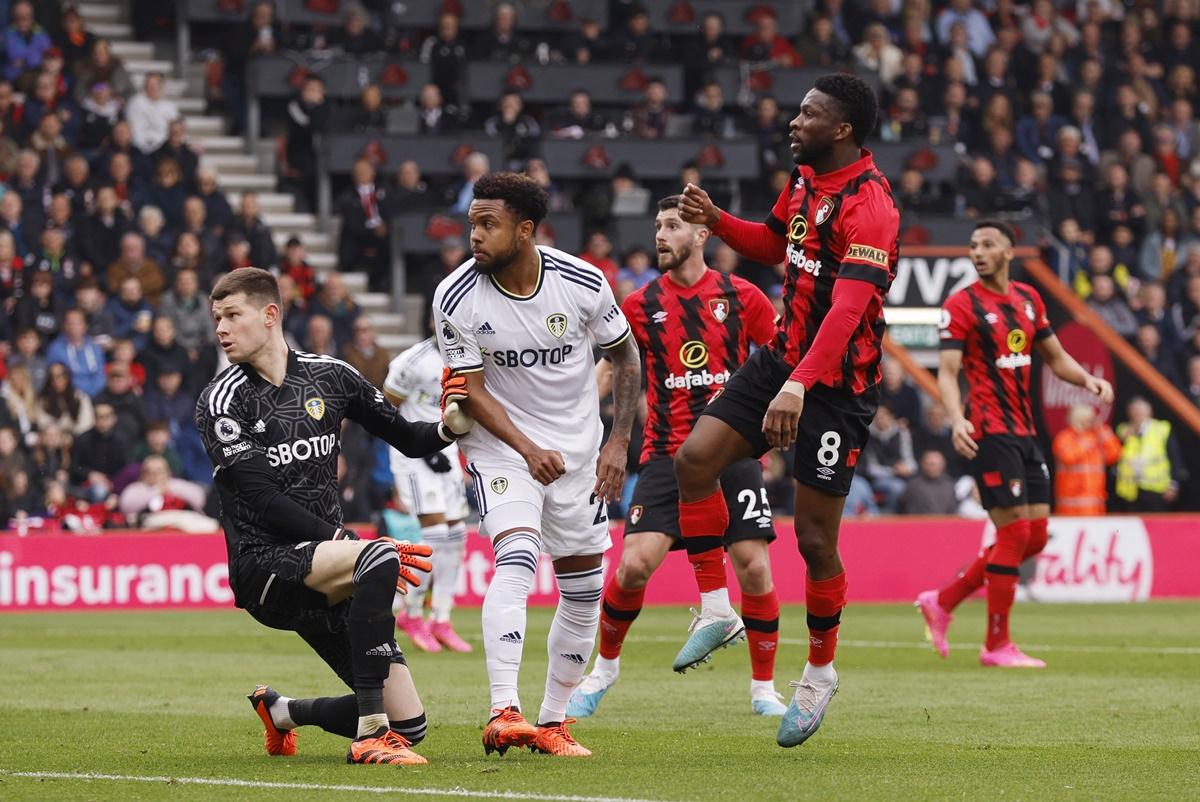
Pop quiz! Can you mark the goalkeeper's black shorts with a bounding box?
[232,540,406,688]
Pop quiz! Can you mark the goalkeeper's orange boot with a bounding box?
[482,707,538,755]
[346,728,428,765]
[531,719,592,756]
[247,684,296,757]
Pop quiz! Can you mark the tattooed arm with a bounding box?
[594,333,641,503]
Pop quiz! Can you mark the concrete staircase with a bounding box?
[92,1,422,353]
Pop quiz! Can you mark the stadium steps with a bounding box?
[90,22,133,38]
[78,2,121,22]
[110,41,155,61]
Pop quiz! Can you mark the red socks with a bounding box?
[741,589,780,681]
[678,489,729,593]
[938,518,1050,614]
[806,572,846,667]
[1024,518,1049,559]
[598,577,645,660]
[985,519,1031,650]
[938,547,990,611]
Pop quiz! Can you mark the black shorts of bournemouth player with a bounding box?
[914,220,1114,669]
[677,74,898,747]
[195,268,470,766]
[568,195,784,718]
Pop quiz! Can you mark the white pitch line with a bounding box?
[0,771,678,802]
[637,635,1200,655]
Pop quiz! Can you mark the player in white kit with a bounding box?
[432,172,641,757]
[384,338,473,654]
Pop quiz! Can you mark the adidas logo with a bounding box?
[559,653,586,665]
[252,420,267,433]
[499,631,523,644]
[366,641,400,657]
[476,321,496,335]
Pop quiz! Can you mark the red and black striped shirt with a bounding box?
[623,268,775,464]
[939,280,1053,439]
[763,151,900,395]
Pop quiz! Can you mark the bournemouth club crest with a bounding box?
[709,297,729,323]
[628,505,643,525]
[305,397,326,421]
[546,313,568,338]
[814,196,835,226]
[1010,479,1023,498]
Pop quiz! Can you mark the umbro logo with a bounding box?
[560,653,586,665]
[252,420,267,433]
[476,321,496,335]
[366,641,401,657]
[651,311,669,324]
[499,631,523,644]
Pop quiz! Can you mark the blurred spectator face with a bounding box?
[48,196,71,226]
[628,10,650,35]
[306,315,334,350]
[568,91,591,118]
[239,192,260,219]
[0,193,20,223]
[322,274,348,304]
[1058,217,1081,244]
[925,402,947,432]
[276,273,299,303]
[48,362,72,391]
[625,245,654,273]
[645,81,667,106]
[251,0,273,26]
[1072,91,1094,121]
[351,160,375,187]
[0,82,11,112]
[498,93,523,121]
[95,186,118,216]
[144,74,164,101]
[919,450,946,479]
[464,152,490,181]
[197,168,218,195]
[493,2,516,34]
[167,120,187,147]
[29,273,52,301]
[1153,127,1177,156]
[1091,274,1116,302]
[40,423,62,451]
[1142,283,1166,313]
[141,456,172,488]
[1118,130,1142,157]
[76,283,103,312]
[944,82,967,111]
[1089,246,1113,273]
[1135,324,1159,353]
[94,404,118,435]
[585,232,611,259]
[345,6,368,35]
[110,153,132,183]
[873,405,897,432]
[284,241,305,264]
[112,339,136,364]
[157,371,182,396]
[11,2,33,34]
[119,277,144,305]
[38,114,64,141]
[361,85,382,111]
[63,310,87,341]
[1170,99,1193,125]
[92,39,114,68]
[152,316,176,346]
[352,319,375,349]
[1014,159,1040,190]
[699,83,723,111]
[971,157,996,185]
[615,277,636,303]
[146,425,171,452]
[1112,225,1134,248]
[881,358,903,390]
[1162,208,1182,236]
[899,169,924,194]
[15,328,39,356]
[65,156,89,185]
[174,268,198,299]
[16,150,39,181]
[1067,404,1096,431]
[105,367,132,396]
[184,197,206,228]
[1187,276,1200,306]
[418,83,443,110]
[121,233,146,263]
[437,12,459,40]
[439,239,466,269]
[712,243,738,273]
[42,226,65,254]
[524,158,551,187]
[1057,127,1081,157]
[226,238,250,264]
[680,164,701,186]
[301,77,325,105]
[701,13,723,40]
[1127,397,1151,425]
[396,160,422,189]
[755,96,779,125]
[895,88,919,116]
[0,427,17,457]
[754,14,778,40]
[175,232,200,261]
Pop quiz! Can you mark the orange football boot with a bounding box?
[482,707,538,755]
[247,684,297,757]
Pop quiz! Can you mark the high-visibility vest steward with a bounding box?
[1114,419,1172,502]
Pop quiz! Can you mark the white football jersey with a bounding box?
[432,246,631,472]
[383,338,443,424]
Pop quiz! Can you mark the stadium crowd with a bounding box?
[2,0,1199,530]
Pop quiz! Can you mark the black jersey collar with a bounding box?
[239,349,300,387]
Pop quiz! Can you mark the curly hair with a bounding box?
[813,73,879,147]
[472,171,549,229]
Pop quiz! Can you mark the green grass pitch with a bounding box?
[1,601,1198,801]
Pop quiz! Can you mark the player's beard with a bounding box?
[658,242,692,272]
[792,136,830,167]
[473,237,522,275]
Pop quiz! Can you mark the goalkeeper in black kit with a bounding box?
[195,268,474,766]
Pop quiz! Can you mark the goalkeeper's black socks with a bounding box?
[289,694,358,738]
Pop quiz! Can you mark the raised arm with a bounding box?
[1034,334,1114,405]
[347,366,456,457]
[679,182,788,265]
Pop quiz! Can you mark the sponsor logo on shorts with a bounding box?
[222,441,252,457]
[983,471,1002,487]
[214,417,241,443]
[305,397,326,421]
[547,312,568,338]
[816,466,835,480]
[628,504,643,525]
[490,477,508,494]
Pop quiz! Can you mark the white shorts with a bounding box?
[392,447,470,521]
[465,456,612,558]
